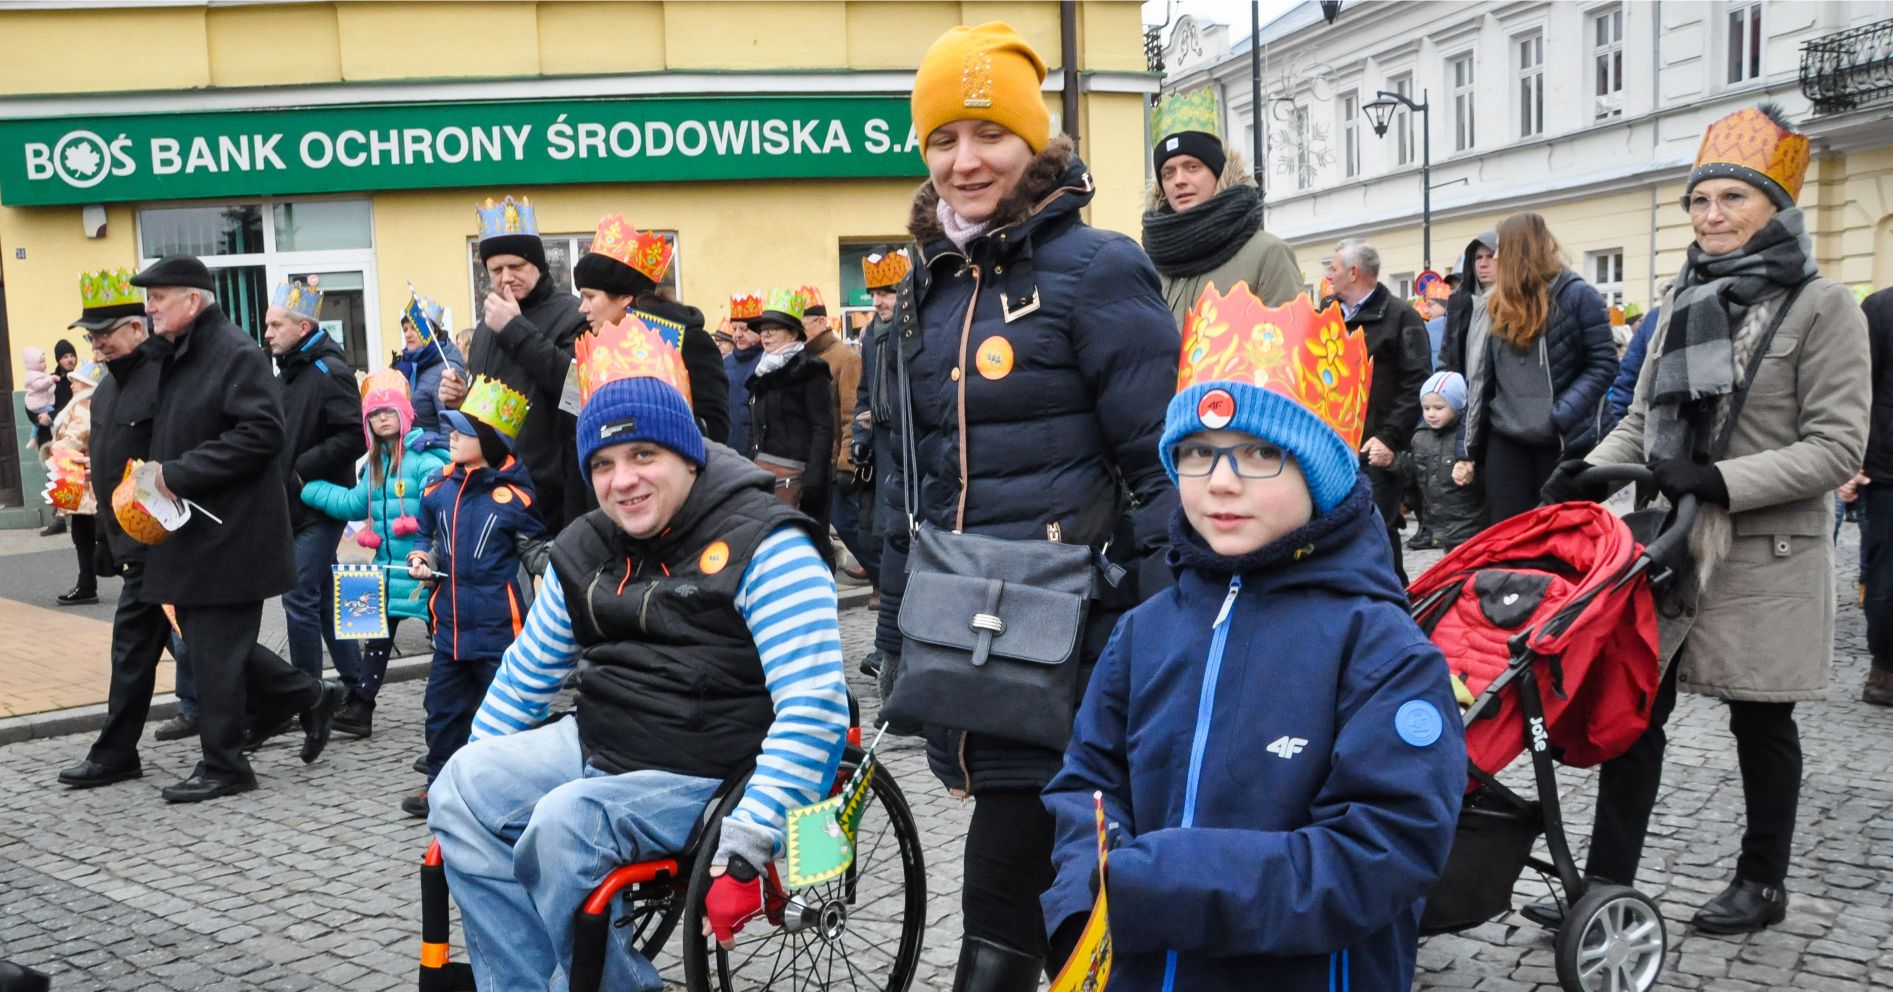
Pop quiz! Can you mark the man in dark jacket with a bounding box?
[263,279,366,683]
[852,251,909,689]
[1324,239,1433,582]
[1859,287,1893,706]
[724,302,763,455]
[126,254,346,802]
[441,195,589,531]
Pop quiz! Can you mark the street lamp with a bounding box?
[1362,88,1432,270]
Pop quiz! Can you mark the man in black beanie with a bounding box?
[1142,128,1301,324]
[440,194,588,531]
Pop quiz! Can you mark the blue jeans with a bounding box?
[831,485,881,587]
[429,718,722,992]
[282,516,362,682]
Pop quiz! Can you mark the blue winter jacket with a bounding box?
[392,335,467,447]
[413,454,545,660]
[724,344,763,458]
[301,428,451,621]
[1460,269,1616,460]
[1043,478,1465,992]
[1605,306,1660,431]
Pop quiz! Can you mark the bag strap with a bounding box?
[1709,276,1812,461]
[897,336,920,536]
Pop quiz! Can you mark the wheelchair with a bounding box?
[419,736,928,992]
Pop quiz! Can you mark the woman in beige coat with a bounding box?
[1539,104,1869,935]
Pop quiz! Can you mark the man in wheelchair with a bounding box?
[428,352,850,992]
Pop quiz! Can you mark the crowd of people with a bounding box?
[22,16,1884,991]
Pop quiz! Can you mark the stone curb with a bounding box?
[0,585,874,747]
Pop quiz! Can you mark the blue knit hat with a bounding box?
[1159,381,1360,514]
[576,376,705,470]
[1421,370,1467,413]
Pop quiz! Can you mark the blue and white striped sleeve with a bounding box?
[715,524,851,867]
[469,563,581,741]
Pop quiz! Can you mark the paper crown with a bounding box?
[359,368,411,403]
[79,269,141,311]
[1318,276,1335,301]
[460,375,530,441]
[1692,105,1810,205]
[402,284,445,342]
[44,449,88,512]
[795,285,825,313]
[761,287,806,322]
[590,214,674,286]
[270,277,322,321]
[1179,284,1373,449]
[111,460,169,546]
[1149,85,1222,145]
[576,315,693,407]
[862,250,912,289]
[730,293,764,321]
[475,195,540,240]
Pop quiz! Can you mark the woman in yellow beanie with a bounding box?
[884,20,1182,991]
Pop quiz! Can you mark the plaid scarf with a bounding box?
[1646,208,1814,461]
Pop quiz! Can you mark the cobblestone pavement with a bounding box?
[2,527,1891,990]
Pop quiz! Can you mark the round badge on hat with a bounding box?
[1395,699,1443,748]
[1197,388,1236,430]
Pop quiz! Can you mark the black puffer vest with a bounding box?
[550,446,823,779]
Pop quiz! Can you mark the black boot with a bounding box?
[332,695,374,739]
[0,960,51,992]
[951,937,1042,992]
[1691,878,1788,934]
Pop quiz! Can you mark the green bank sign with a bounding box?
[0,94,927,206]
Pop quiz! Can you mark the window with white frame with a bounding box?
[1588,248,1625,306]
[1727,2,1763,84]
[1450,54,1476,152]
[1391,271,1416,302]
[1518,33,1545,138]
[1390,73,1416,167]
[1592,6,1624,119]
[1341,90,1360,178]
[466,231,680,326]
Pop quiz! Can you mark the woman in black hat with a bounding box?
[742,292,834,528]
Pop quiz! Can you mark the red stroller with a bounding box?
[1408,467,1696,992]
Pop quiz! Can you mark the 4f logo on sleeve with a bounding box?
[1266,735,1308,760]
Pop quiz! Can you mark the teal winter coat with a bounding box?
[301,428,450,620]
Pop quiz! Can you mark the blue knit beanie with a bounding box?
[1159,381,1359,514]
[576,376,705,470]
[1421,370,1467,413]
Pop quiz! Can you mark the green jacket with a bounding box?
[1159,227,1303,322]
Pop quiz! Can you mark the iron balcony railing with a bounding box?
[1801,17,1893,114]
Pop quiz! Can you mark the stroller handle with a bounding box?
[1573,464,1699,571]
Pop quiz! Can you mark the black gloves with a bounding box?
[1540,459,1605,505]
[849,441,874,491]
[1649,458,1730,507]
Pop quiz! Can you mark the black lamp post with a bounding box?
[1362,88,1432,270]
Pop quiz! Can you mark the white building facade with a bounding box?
[1156,0,1893,307]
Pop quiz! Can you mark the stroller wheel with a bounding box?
[1554,884,1667,992]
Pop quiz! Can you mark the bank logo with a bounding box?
[52,130,110,188]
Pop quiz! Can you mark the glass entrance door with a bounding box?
[275,268,379,373]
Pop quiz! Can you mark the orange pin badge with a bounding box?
[699,540,731,575]
[975,335,1014,380]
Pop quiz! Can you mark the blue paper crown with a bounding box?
[476,195,539,240]
[403,284,446,343]
[270,277,322,321]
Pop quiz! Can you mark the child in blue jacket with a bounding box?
[403,406,545,818]
[301,372,450,738]
[1042,293,1467,992]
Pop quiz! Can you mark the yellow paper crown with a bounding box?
[761,287,806,322]
[460,375,530,441]
[730,293,763,321]
[1179,284,1373,449]
[861,250,912,289]
[1693,105,1810,204]
[79,268,142,310]
[590,214,673,286]
[359,368,410,402]
[576,316,693,407]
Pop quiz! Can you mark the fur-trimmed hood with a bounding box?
[1143,142,1257,213]
[908,135,1092,252]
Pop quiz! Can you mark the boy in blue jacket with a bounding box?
[1042,285,1466,992]
[403,390,545,818]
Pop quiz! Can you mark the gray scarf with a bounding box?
[1646,207,1814,461]
[1140,184,1263,279]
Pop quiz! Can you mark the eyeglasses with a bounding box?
[1681,189,1753,215]
[1170,441,1288,479]
[80,321,135,344]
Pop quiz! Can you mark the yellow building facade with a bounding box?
[0,0,1156,519]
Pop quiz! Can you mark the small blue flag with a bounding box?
[332,564,389,640]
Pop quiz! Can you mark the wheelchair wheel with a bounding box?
[682,749,927,992]
[1553,883,1666,992]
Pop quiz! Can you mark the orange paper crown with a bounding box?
[795,285,825,313]
[1693,105,1809,204]
[576,315,692,407]
[862,250,912,289]
[590,214,673,286]
[730,293,763,321]
[1179,283,1373,449]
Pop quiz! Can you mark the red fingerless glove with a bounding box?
[704,862,766,945]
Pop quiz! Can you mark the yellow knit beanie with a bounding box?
[910,22,1051,154]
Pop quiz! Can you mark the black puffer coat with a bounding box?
[274,328,365,531]
[746,350,834,520]
[892,136,1181,794]
[1459,269,1616,460]
[464,275,588,530]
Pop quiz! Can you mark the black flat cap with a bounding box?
[130,254,214,291]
